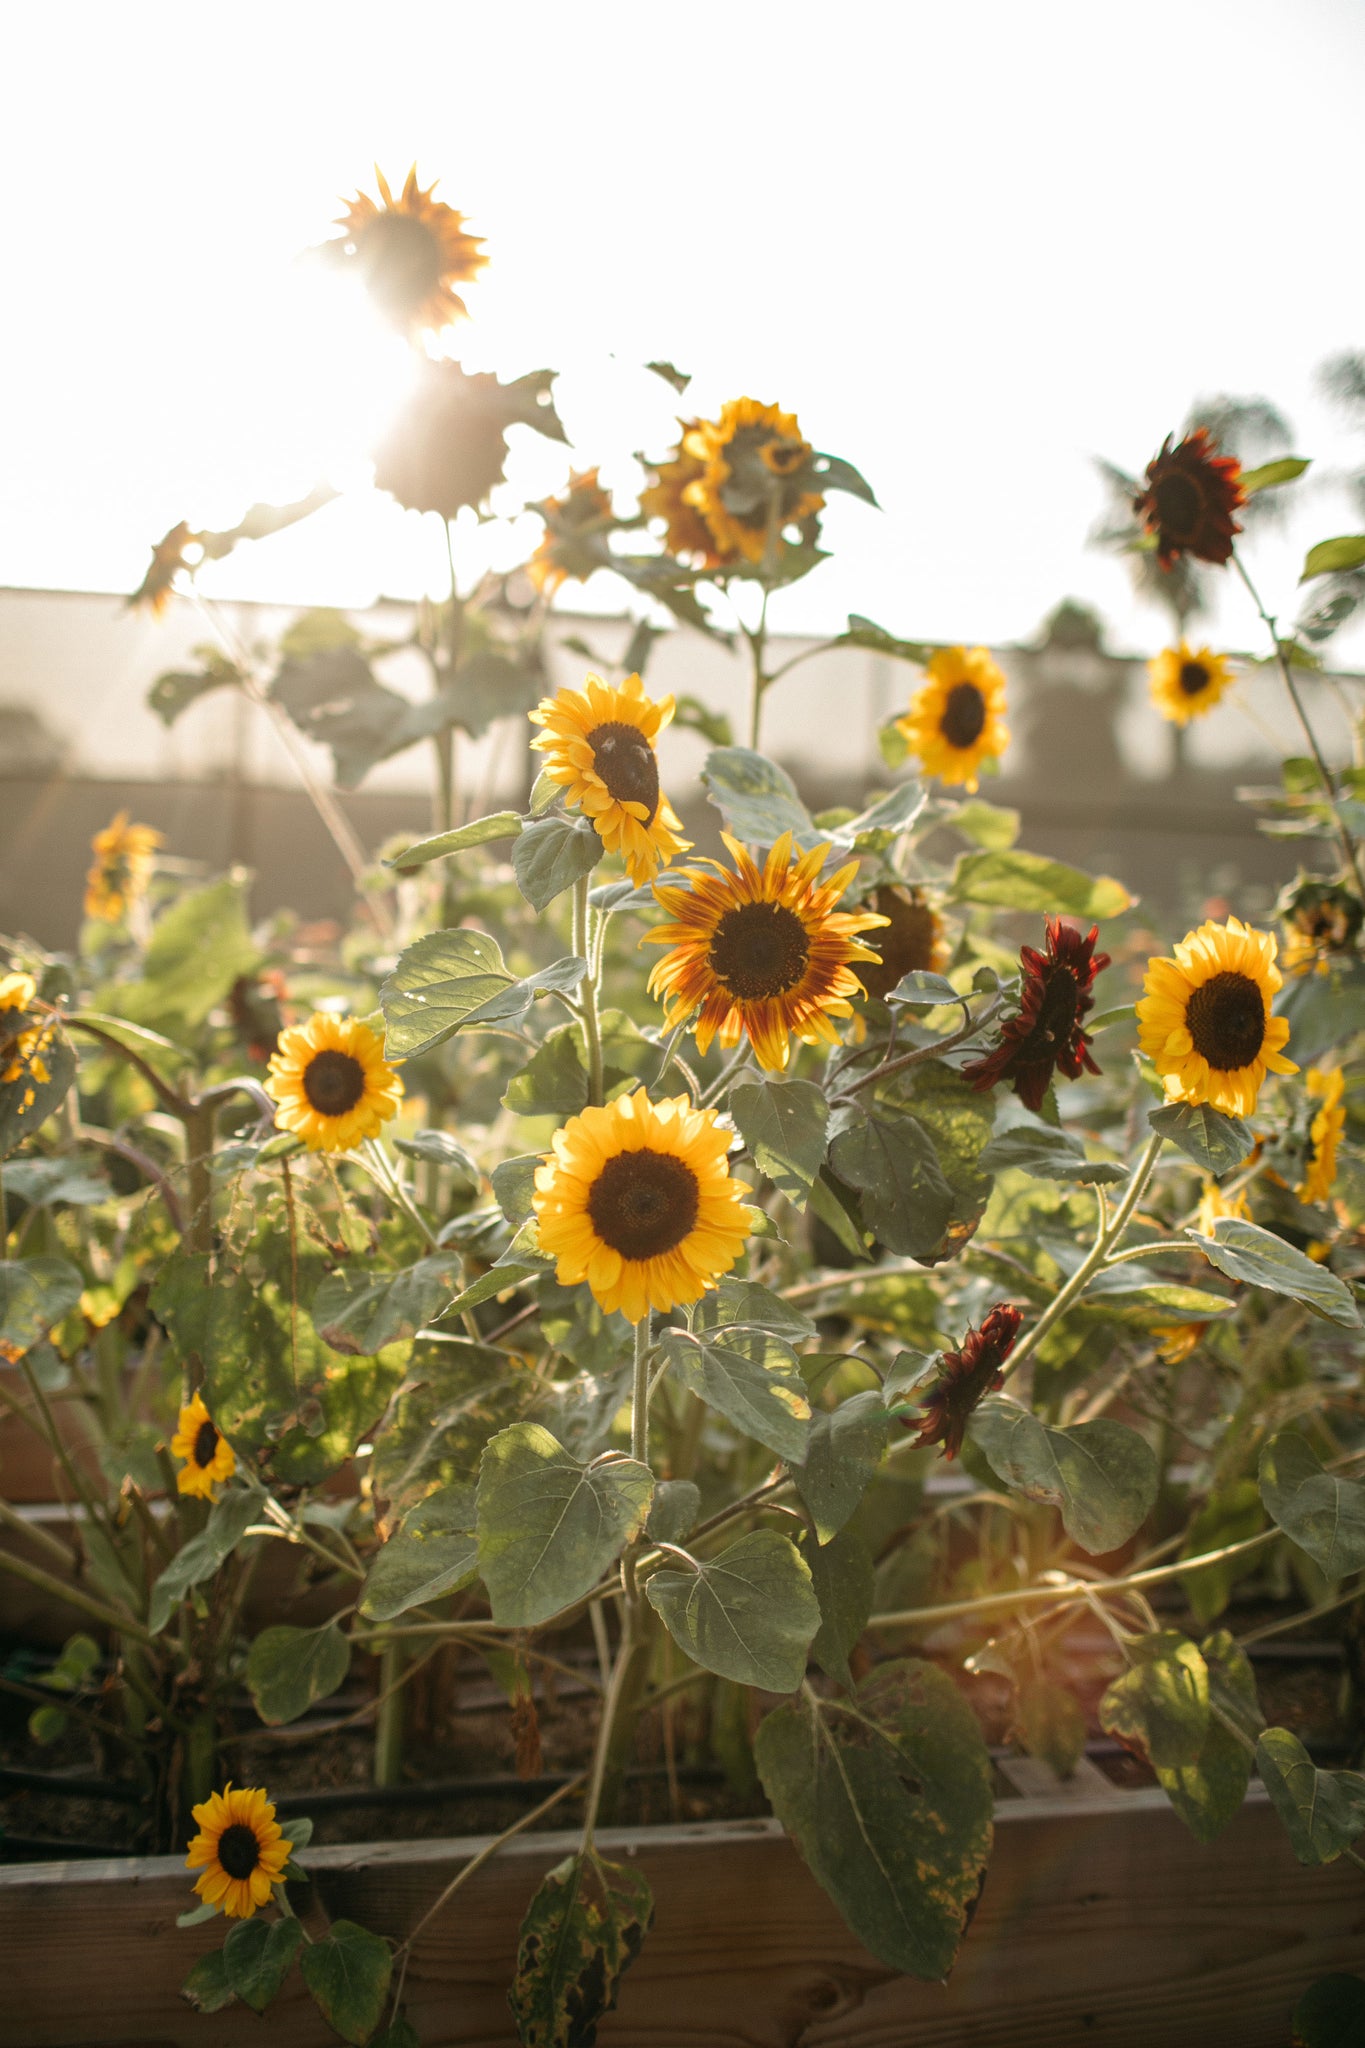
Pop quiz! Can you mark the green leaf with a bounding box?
[1190,1217,1361,1327]
[299,1919,393,2046]
[1099,1631,1209,1768]
[313,1254,462,1354]
[973,1400,1157,1553]
[827,1107,954,1261]
[460,955,588,1032]
[949,848,1133,919]
[360,1491,479,1621]
[729,1077,829,1206]
[700,746,817,847]
[386,811,523,868]
[380,928,511,1060]
[513,815,604,912]
[887,970,962,1007]
[1156,1630,1260,1843]
[181,1950,237,2014]
[1301,535,1365,582]
[815,452,879,506]
[370,1342,541,1529]
[1276,961,1365,1063]
[1293,1973,1365,2046]
[795,1390,888,1542]
[509,1851,652,2048]
[224,1916,303,2014]
[393,1130,483,1182]
[0,1256,83,1359]
[828,781,926,851]
[697,1277,816,1345]
[476,1423,653,1626]
[1017,1678,1087,1779]
[491,1154,540,1227]
[175,1898,220,1929]
[1179,1481,1266,1624]
[671,693,732,747]
[1240,455,1311,495]
[1260,1432,1365,1578]
[980,1122,1128,1186]
[885,1057,997,1259]
[247,1621,350,1726]
[148,1489,259,1634]
[656,1324,811,1463]
[646,1479,700,1545]
[106,877,259,1033]
[804,1526,875,1689]
[754,1659,994,1979]
[645,358,691,393]
[951,798,1020,850]
[645,1530,819,1691]
[2,1158,111,1208]
[837,615,936,665]
[1256,1726,1365,1864]
[1148,1101,1255,1175]
[0,1029,76,1158]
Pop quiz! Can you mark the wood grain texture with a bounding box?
[4,1790,1363,2048]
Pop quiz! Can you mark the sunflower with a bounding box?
[1152,1322,1207,1365]
[1137,916,1297,1117]
[185,1783,291,1920]
[84,813,162,922]
[964,918,1109,1111]
[855,885,950,1002]
[1297,1066,1345,1207]
[0,971,53,1110]
[530,672,689,885]
[906,1304,1023,1460]
[639,424,739,568]
[1134,428,1245,570]
[327,165,486,334]
[681,399,825,565]
[895,647,1010,792]
[1193,1178,1250,1237]
[265,1013,403,1153]
[533,1089,749,1322]
[646,834,887,1072]
[528,468,616,595]
[169,1391,237,1501]
[1148,641,1237,727]
[128,521,201,617]
[1278,877,1364,977]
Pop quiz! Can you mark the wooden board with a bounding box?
[3,1789,1362,2047]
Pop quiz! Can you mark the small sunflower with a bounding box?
[855,885,950,1002]
[530,672,689,885]
[170,1391,237,1501]
[639,424,739,568]
[185,1783,290,1920]
[528,468,616,595]
[895,647,1010,792]
[646,833,887,1072]
[1193,1178,1250,1237]
[681,399,825,565]
[1148,642,1237,727]
[265,1013,403,1153]
[1298,1066,1346,1207]
[328,165,486,334]
[1278,876,1364,977]
[0,971,54,1110]
[1134,427,1245,570]
[1137,916,1297,1117]
[84,812,162,922]
[128,521,201,617]
[533,1089,749,1322]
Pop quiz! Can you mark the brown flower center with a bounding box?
[587,722,659,823]
[217,1824,262,1881]
[302,1049,367,1117]
[193,1419,219,1468]
[587,1150,700,1261]
[708,902,811,1001]
[1179,660,1211,696]
[1153,470,1202,541]
[1185,971,1266,1070]
[860,888,940,1001]
[1029,966,1081,1051]
[761,438,807,477]
[940,682,987,750]
[358,213,446,316]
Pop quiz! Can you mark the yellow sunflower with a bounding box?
[533,1089,749,1322]
[639,424,740,569]
[1152,1321,1207,1365]
[185,1783,291,1920]
[528,468,615,595]
[855,885,950,1002]
[681,398,825,565]
[529,672,689,885]
[1193,1178,1250,1237]
[328,164,486,334]
[265,1013,403,1153]
[1137,916,1297,1117]
[1298,1065,1345,1206]
[895,648,1010,792]
[0,971,54,1111]
[84,812,162,922]
[646,833,887,1072]
[169,1391,237,1501]
[1147,642,1237,727]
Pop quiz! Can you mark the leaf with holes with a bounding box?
[972,1401,1158,1554]
[0,1028,77,1160]
[476,1424,653,1626]
[0,1256,83,1361]
[369,1341,542,1533]
[645,1530,819,1692]
[510,1850,653,2048]
[1259,1433,1365,1578]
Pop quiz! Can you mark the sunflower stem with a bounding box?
[632,1312,653,1467]
[573,877,605,1106]
[372,1641,406,1788]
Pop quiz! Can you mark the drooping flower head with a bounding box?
[681,399,825,565]
[1297,1066,1345,1207]
[0,971,54,1116]
[1137,916,1296,1117]
[84,812,162,922]
[265,1013,403,1153]
[185,1783,290,1919]
[533,1089,749,1322]
[530,672,689,886]
[640,422,739,568]
[646,834,887,1072]
[170,1391,237,1501]
[1277,876,1364,978]
[327,165,486,335]
[895,647,1010,792]
[1147,641,1236,727]
[528,469,616,596]
[1134,428,1245,570]
[855,885,950,1002]
[964,919,1109,1111]
[128,521,201,617]
[907,1304,1023,1460]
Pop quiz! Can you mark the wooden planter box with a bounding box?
[5,1784,1363,2047]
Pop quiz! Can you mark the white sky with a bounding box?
[3,0,1364,661]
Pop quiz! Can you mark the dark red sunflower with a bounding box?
[1134,428,1245,570]
[907,1304,1023,1459]
[964,918,1109,1111]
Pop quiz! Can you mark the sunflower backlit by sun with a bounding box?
[640,423,740,568]
[169,1391,237,1501]
[327,165,487,335]
[895,647,1010,792]
[185,1783,291,1920]
[85,813,162,922]
[265,1013,403,1153]
[1148,642,1237,727]
[681,399,825,565]
[1137,916,1297,1117]
[530,672,688,886]
[1298,1065,1345,1207]
[533,1090,749,1322]
[646,833,886,1072]
[528,468,616,595]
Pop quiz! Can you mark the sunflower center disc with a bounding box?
[941,682,987,750]
[302,1049,367,1117]
[1179,660,1210,696]
[217,1824,262,1881]
[363,213,446,315]
[1029,965,1080,1052]
[587,722,660,822]
[762,438,805,477]
[587,1150,700,1261]
[708,902,811,1000]
[194,1420,219,1467]
[1185,970,1266,1070]
[1154,471,1201,541]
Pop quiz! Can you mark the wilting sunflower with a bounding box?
[169,1391,237,1501]
[265,1013,403,1153]
[0,971,53,1111]
[327,165,486,335]
[895,647,1010,792]
[533,1089,749,1322]
[530,672,688,885]
[682,399,825,564]
[1134,427,1245,570]
[1297,1066,1346,1207]
[906,1304,1022,1460]
[1193,1178,1250,1237]
[128,521,201,617]
[647,834,887,1072]
[84,812,162,922]
[639,424,739,569]
[528,468,616,595]
[1137,916,1297,1116]
[1148,641,1237,727]
[855,885,950,1002]
[964,919,1109,1111]
[1278,876,1363,977]
[185,1783,291,1920]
